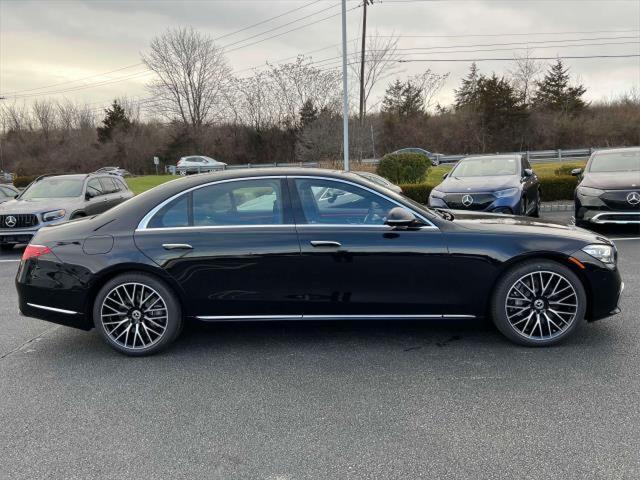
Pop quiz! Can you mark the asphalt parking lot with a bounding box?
[1,211,639,480]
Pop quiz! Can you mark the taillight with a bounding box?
[22,244,52,261]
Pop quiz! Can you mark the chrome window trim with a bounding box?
[27,303,78,315]
[137,175,287,231]
[291,175,438,229]
[137,174,439,231]
[196,314,475,321]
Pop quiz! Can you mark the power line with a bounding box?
[397,54,640,63]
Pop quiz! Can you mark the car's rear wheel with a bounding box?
[93,273,182,356]
[491,260,586,346]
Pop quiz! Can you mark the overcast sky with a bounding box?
[1,0,639,112]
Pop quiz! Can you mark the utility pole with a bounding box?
[358,0,371,125]
[341,0,350,171]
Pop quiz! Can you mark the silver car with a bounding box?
[0,173,133,250]
[176,155,227,175]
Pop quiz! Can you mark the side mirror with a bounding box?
[385,207,418,228]
[523,168,533,177]
[571,168,583,176]
[442,173,448,179]
[85,191,93,200]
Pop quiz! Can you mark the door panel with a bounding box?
[290,177,455,316]
[134,178,302,317]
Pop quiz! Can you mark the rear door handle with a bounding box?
[310,240,341,248]
[162,243,193,250]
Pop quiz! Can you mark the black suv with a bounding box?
[573,147,640,227]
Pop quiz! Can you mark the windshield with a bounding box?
[20,177,84,199]
[589,151,640,172]
[451,157,518,177]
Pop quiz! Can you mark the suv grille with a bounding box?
[600,190,640,211]
[443,193,495,211]
[0,214,39,229]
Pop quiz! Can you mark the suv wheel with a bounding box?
[93,273,183,356]
[491,260,586,346]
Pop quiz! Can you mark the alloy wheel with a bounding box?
[504,270,578,340]
[100,282,169,350]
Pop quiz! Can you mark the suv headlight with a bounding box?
[429,188,445,199]
[578,186,605,197]
[494,188,519,198]
[42,209,66,222]
[582,244,616,265]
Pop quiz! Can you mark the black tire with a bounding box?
[531,190,541,217]
[491,259,586,347]
[93,272,182,356]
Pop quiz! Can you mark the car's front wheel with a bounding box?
[491,260,586,346]
[93,273,183,355]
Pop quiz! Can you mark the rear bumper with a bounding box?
[16,257,93,330]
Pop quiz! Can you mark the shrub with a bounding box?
[12,175,38,188]
[376,152,431,184]
[539,174,578,201]
[397,182,434,203]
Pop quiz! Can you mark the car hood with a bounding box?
[448,210,612,245]
[435,175,519,194]
[0,198,78,214]
[581,171,640,190]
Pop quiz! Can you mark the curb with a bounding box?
[540,203,573,212]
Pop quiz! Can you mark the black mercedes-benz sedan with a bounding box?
[572,147,640,227]
[428,154,541,216]
[16,168,622,355]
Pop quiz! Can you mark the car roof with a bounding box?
[592,147,640,155]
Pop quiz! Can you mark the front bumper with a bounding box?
[429,191,522,215]
[0,228,38,244]
[582,210,640,225]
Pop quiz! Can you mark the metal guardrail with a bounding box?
[166,146,638,173]
[167,162,319,175]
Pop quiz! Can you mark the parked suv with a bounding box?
[428,154,541,216]
[0,173,133,249]
[572,147,640,227]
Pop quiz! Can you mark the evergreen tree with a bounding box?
[381,79,424,117]
[454,63,481,109]
[96,100,131,143]
[299,99,318,128]
[533,59,586,113]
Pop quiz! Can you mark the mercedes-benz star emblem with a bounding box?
[626,191,640,205]
[4,216,17,228]
[461,194,474,207]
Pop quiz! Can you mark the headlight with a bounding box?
[42,209,66,222]
[582,244,616,265]
[429,189,445,199]
[494,188,519,198]
[578,186,604,197]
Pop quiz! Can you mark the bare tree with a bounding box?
[32,100,57,138]
[142,27,233,127]
[348,31,401,118]
[266,56,342,127]
[509,49,543,106]
[408,70,450,112]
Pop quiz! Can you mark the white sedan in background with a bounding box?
[177,156,227,175]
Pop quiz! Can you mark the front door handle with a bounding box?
[310,240,341,248]
[162,243,193,250]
